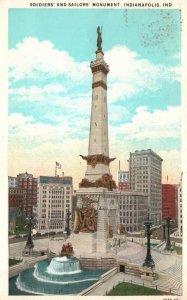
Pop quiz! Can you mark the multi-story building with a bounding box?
[8,176,17,188]
[178,172,183,236]
[118,170,129,191]
[8,187,26,232]
[17,172,37,216]
[117,191,148,232]
[162,184,176,220]
[9,207,22,232]
[9,187,26,210]
[173,184,179,224]
[129,149,163,225]
[36,176,73,233]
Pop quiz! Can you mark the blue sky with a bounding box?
[8,8,181,187]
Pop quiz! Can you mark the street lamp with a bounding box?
[165,217,171,251]
[162,222,166,240]
[24,215,35,255]
[143,211,155,268]
[65,209,71,237]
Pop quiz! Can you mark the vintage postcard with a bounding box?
[0,0,186,299]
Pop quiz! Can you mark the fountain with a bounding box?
[47,256,81,275]
[9,254,106,295]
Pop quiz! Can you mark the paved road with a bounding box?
[9,238,49,258]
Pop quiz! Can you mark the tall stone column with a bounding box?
[72,27,118,255]
[79,26,116,191]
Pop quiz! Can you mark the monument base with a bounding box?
[71,232,97,254]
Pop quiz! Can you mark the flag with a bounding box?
[56,162,61,169]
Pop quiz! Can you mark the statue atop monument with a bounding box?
[97,26,102,51]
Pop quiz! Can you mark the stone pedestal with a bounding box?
[71,232,97,254]
[74,188,118,254]
[96,200,110,253]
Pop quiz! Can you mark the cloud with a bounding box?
[8,138,88,189]
[105,46,180,102]
[9,83,66,102]
[9,39,180,106]
[9,113,33,129]
[8,112,90,146]
[9,37,90,81]
[9,113,72,143]
[108,104,130,125]
[116,105,181,140]
[106,46,158,82]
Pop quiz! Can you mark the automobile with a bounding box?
[49,231,56,236]
[41,232,48,236]
[57,231,63,235]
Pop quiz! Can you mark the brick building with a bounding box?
[162,184,176,220]
[17,172,37,216]
[178,172,183,236]
[9,187,26,210]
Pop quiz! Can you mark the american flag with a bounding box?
[56,162,61,169]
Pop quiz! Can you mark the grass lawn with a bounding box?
[9,258,22,266]
[174,246,182,255]
[107,282,171,296]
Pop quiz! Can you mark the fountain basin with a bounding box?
[9,257,106,295]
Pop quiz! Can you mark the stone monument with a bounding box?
[71,27,118,254]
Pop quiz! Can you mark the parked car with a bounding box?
[49,231,56,236]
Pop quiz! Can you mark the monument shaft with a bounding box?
[72,27,118,254]
[79,27,116,190]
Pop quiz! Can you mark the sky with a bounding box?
[8,8,181,189]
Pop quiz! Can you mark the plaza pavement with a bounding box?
[9,237,52,259]
[84,240,182,296]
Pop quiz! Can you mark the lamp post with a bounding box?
[143,211,155,268]
[162,223,166,240]
[24,215,35,255]
[165,217,171,251]
[65,209,71,237]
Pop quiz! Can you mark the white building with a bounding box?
[36,176,73,233]
[8,176,17,188]
[178,172,183,236]
[118,170,129,191]
[118,171,129,183]
[129,149,163,225]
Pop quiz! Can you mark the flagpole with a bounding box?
[55,162,61,177]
